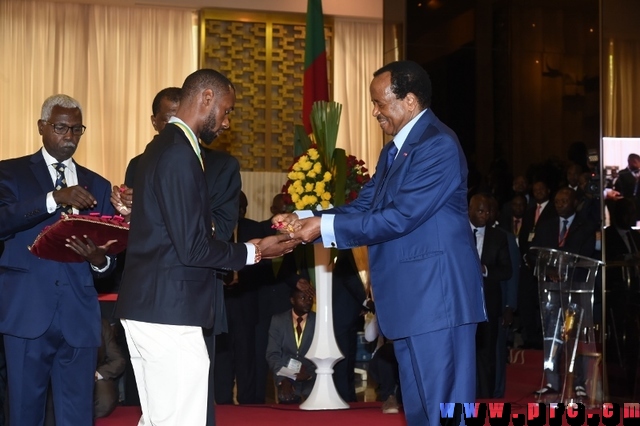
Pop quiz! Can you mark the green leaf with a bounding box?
[310,101,342,169]
[332,148,347,207]
[294,125,312,157]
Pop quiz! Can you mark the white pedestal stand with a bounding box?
[299,244,349,410]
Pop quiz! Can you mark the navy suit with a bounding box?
[0,150,115,425]
[317,109,486,425]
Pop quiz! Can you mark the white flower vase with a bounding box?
[299,244,349,410]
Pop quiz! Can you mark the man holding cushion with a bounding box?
[0,94,117,425]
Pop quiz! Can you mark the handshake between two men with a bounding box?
[111,184,325,261]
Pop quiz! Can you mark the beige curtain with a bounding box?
[333,18,384,175]
[604,38,640,137]
[0,0,196,185]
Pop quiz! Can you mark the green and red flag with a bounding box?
[302,0,329,135]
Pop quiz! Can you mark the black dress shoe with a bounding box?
[534,384,559,395]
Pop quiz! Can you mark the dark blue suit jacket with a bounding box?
[322,109,486,340]
[0,150,115,347]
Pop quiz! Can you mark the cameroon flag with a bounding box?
[302,0,329,134]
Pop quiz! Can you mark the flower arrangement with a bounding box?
[282,146,334,211]
[281,101,370,212]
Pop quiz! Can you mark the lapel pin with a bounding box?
[403,153,408,157]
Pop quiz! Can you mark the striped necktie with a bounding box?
[54,163,73,214]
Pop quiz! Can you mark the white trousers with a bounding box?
[121,319,210,426]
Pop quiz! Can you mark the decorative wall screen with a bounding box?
[199,10,333,172]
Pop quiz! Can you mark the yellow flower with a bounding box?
[292,162,302,172]
[291,193,300,202]
[315,181,325,196]
[307,170,317,179]
[305,182,314,192]
[295,200,306,210]
[321,192,332,201]
[313,162,323,174]
[320,200,331,209]
[302,194,317,206]
[301,160,313,171]
[287,185,296,195]
[308,148,319,161]
[323,171,332,182]
[287,171,298,180]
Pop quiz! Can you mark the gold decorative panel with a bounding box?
[199,10,333,172]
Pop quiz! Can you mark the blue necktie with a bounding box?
[383,142,398,179]
[54,162,73,214]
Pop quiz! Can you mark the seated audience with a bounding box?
[266,286,316,404]
[363,306,400,414]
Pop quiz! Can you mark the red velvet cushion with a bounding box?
[29,213,129,263]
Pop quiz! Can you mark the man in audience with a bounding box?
[614,153,640,222]
[363,306,400,414]
[468,194,512,398]
[266,286,316,404]
[518,179,557,349]
[94,318,126,418]
[254,194,309,403]
[214,192,263,405]
[123,87,182,187]
[0,94,117,425]
[331,249,368,403]
[488,196,520,398]
[531,187,597,398]
[114,69,295,425]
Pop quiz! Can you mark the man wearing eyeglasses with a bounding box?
[0,94,117,425]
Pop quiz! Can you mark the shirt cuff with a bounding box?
[321,214,337,248]
[245,243,256,265]
[90,256,111,273]
[46,192,58,214]
[295,210,313,219]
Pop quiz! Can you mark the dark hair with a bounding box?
[181,69,235,103]
[628,153,640,162]
[151,87,181,116]
[373,60,432,108]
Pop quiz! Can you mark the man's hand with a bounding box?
[277,379,296,403]
[296,278,315,299]
[53,185,97,211]
[111,184,133,219]
[249,234,299,260]
[271,213,301,233]
[295,365,311,382]
[65,235,118,268]
[502,307,514,328]
[290,217,321,243]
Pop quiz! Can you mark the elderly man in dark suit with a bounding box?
[275,60,486,426]
[468,194,512,398]
[114,69,295,426]
[0,94,117,425]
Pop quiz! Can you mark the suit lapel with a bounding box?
[30,151,55,194]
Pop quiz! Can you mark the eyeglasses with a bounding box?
[44,121,86,136]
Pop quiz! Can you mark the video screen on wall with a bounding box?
[603,137,640,228]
